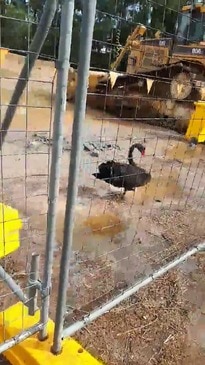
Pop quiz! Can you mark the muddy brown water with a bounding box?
[166,142,205,163]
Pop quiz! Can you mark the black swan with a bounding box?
[92,143,151,195]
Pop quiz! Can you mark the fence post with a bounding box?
[38,0,75,341]
[28,253,40,316]
[0,0,58,149]
[51,0,97,354]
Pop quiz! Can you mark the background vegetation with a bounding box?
[0,0,186,70]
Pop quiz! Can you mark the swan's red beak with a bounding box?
[141,150,145,157]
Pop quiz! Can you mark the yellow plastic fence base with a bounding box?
[198,126,205,143]
[0,302,103,365]
[0,48,8,66]
[185,101,205,143]
[0,203,22,259]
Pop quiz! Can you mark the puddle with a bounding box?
[28,196,127,257]
[166,142,205,163]
[188,296,205,350]
[84,212,125,237]
[123,175,182,205]
[188,317,205,350]
[180,257,198,275]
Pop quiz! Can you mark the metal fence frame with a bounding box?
[52,0,97,354]
[0,0,98,355]
[0,0,205,359]
[62,241,205,338]
[0,0,72,354]
[39,0,75,342]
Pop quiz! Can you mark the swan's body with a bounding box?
[92,143,151,195]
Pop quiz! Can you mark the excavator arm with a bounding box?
[110,24,147,71]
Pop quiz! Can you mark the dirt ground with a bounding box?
[0,53,205,364]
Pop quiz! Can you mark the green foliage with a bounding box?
[0,0,188,66]
[150,0,187,36]
[1,3,29,51]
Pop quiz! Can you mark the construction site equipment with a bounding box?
[67,1,205,126]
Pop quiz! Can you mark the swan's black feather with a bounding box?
[92,143,151,193]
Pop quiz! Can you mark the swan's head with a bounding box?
[133,143,146,156]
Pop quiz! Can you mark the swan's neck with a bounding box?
[128,145,136,165]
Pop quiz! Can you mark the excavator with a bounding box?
[67,0,205,128]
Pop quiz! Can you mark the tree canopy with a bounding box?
[0,0,186,69]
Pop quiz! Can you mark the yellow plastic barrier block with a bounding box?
[0,302,103,365]
[198,126,205,143]
[0,203,22,259]
[185,101,205,143]
[0,48,8,66]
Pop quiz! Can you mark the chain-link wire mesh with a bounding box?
[0,0,58,353]
[74,257,205,365]
[59,0,205,363]
[0,0,205,363]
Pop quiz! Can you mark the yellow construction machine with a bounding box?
[67,0,205,132]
